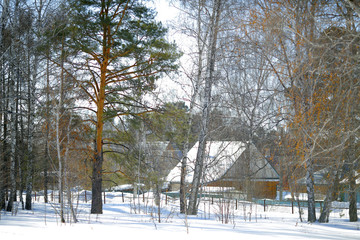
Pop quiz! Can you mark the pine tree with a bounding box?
[67,0,180,214]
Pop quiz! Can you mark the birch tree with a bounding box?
[6,0,24,212]
[219,0,281,199]
[173,0,208,214]
[245,0,323,222]
[187,0,222,215]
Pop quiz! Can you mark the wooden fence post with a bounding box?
[264,199,266,212]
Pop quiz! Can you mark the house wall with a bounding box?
[169,183,181,192]
[206,180,278,199]
[295,185,328,195]
[169,180,278,199]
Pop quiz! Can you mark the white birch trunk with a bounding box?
[56,42,65,223]
[179,0,205,214]
[7,0,20,212]
[7,74,16,213]
[188,0,222,215]
[64,115,78,223]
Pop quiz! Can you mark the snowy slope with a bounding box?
[1,192,360,240]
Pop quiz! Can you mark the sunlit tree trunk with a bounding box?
[55,40,66,223]
[319,168,340,223]
[188,0,222,215]
[179,0,204,214]
[43,55,50,203]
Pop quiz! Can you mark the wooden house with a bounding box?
[166,141,279,199]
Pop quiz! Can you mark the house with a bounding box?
[296,167,360,202]
[166,141,280,199]
[143,141,183,180]
[339,171,360,202]
[296,167,334,200]
[297,168,333,187]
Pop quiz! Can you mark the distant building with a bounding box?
[297,168,360,202]
[167,141,279,199]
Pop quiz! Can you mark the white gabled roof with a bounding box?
[166,141,246,184]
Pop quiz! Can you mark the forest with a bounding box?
[0,0,359,225]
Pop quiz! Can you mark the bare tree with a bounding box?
[187,0,222,215]
[0,0,10,211]
[172,0,207,214]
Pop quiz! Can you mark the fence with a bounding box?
[29,189,354,215]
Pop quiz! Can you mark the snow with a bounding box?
[1,192,360,240]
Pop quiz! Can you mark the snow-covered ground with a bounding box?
[1,191,360,240]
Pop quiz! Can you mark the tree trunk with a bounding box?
[0,67,3,210]
[187,0,222,215]
[90,81,105,214]
[306,155,316,222]
[25,49,36,211]
[90,11,109,213]
[7,30,20,212]
[179,0,204,215]
[319,169,339,223]
[65,115,78,223]
[7,66,17,213]
[56,43,65,223]
[43,56,50,203]
[349,170,358,222]
[245,144,253,201]
[319,192,331,223]
[179,156,188,214]
[319,166,342,223]
[17,54,25,210]
[279,156,284,201]
[179,95,198,214]
[0,72,7,210]
[56,113,65,223]
[91,146,103,214]
[0,0,10,211]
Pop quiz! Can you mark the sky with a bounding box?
[154,0,179,29]
[149,0,194,106]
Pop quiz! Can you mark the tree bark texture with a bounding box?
[6,74,16,212]
[305,155,316,223]
[319,169,340,223]
[349,170,358,222]
[0,0,10,211]
[91,146,103,214]
[25,53,36,210]
[187,0,222,215]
